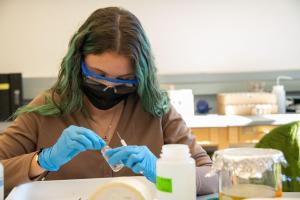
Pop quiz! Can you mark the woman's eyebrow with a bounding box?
[88,65,105,74]
[118,73,135,78]
[87,65,135,78]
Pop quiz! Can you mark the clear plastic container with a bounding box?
[101,145,124,172]
[208,148,287,200]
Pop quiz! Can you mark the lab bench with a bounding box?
[187,114,300,150]
[6,176,300,199]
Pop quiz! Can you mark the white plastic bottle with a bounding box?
[272,76,293,114]
[272,85,286,114]
[0,162,3,200]
[156,144,196,200]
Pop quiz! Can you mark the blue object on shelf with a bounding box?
[196,99,211,114]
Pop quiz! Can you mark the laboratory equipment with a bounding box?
[156,144,196,200]
[272,76,293,114]
[196,99,210,114]
[168,89,194,119]
[116,131,127,146]
[0,73,23,121]
[217,93,277,115]
[101,131,127,172]
[208,148,287,199]
[89,177,152,200]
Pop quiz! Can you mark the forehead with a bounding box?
[84,52,134,75]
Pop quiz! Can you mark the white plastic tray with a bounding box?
[6,177,299,200]
[6,176,156,200]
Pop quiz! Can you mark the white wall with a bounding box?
[0,0,300,77]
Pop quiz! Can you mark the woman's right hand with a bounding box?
[38,125,106,171]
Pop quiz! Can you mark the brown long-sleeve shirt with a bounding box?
[0,93,218,196]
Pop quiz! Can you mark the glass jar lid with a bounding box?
[208,148,287,179]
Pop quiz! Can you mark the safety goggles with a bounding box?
[81,60,138,86]
[83,78,137,94]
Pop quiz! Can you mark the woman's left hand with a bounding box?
[105,145,157,183]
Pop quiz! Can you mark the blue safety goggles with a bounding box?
[81,60,138,85]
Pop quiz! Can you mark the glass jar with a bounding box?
[208,148,287,200]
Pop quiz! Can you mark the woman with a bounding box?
[0,7,218,196]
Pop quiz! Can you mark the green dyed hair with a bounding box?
[15,7,169,118]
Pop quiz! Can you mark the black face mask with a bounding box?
[81,80,137,110]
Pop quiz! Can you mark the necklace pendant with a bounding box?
[103,135,108,140]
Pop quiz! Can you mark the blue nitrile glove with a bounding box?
[105,145,157,183]
[38,125,106,171]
